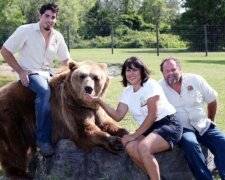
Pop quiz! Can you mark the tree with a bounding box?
[120,13,144,30]
[176,0,225,51]
[56,0,80,47]
[83,0,127,39]
[83,1,113,39]
[180,0,225,25]
[165,0,181,24]
[13,0,80,48]
[0,0,25,46]
[139,0,180,27]
[119,0,142,14]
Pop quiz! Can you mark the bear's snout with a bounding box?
[85,86,93,94]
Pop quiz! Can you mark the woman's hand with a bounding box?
[122,133,136,147]
[83,93,100,103]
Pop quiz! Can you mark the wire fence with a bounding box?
[1,25,225,56]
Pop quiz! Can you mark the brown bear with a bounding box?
[0,60,128,178]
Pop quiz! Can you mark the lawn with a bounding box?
[71,48,225,132]
[0,48,224,179]
[0,48,225,133]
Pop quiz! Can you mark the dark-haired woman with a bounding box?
[84,56,182,180]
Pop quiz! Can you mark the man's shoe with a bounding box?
[36,142,55,157]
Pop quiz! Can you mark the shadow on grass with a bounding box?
[121,49,190,54]
[186,60,225,65]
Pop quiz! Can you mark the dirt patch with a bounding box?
[107,63,121,77]
[0,64,17,78]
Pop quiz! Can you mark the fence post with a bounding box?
[66,25,70,52]
[204,25,208,56]
[111,25,114,54]
[156,24,159,56]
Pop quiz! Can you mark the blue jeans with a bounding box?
[178,124,225,180]
[28,74,52,143]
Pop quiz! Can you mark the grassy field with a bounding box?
[70,48,225,132]
[0,48,223,179]
[0,48,225,132]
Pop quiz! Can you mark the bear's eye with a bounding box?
[93,76,99,81]
[80,74,86,79]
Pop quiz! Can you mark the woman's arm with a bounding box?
[83,93,128,122]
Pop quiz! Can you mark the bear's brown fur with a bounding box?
[0,61,128,178]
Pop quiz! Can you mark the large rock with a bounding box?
[157,144,215,180]
[33,139,215,180]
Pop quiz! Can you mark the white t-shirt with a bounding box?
[120,79,176,125]
[159,73,218,135]
[3,22,70,77]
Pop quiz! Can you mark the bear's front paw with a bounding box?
[108,136,124,152]
[116,128,129,137]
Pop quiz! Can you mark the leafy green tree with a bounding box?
[77,0,96,40]
[120,13,144,30]
[176,0,225,51]
[17,0,45,23]
[78,0,96,25]
[82,0,146,39]
[10,0,80,48]
[165,0,181,24]
[119,0,142,14]
[83,1,113,39]
[139,0,181,30]
[180,0,225,25]
[56,0,80,47]
[0,0,25,46]
[139,0,165,25]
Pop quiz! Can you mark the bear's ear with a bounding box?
[99,63,107,71]
[69,62,79,71]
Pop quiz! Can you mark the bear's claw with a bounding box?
[108,136,124,151]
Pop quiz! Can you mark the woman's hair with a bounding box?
[121,56,150,87]
[39,3,59,15]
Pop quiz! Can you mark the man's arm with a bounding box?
[1,46,29,86]
[1,46,23,74]
[207,99,217,121]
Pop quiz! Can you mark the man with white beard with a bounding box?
[159,57,225,180]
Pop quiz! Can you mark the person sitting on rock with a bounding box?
[159,57,225,180]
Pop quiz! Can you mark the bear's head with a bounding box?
[66,60,110,108]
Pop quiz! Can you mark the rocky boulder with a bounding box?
[32,139,215,180]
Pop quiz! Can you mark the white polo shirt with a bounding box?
[159,73,218,135]
[3,22,70,77]
[120,79,176,125]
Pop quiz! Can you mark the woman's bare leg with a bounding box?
[138,133,170,180]
[123,136,147,172]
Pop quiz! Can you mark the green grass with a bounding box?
[1,48,225,132]
[0,76,16,87]
[0,48,223,179]
[70,48,225,132]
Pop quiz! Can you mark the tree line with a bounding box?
[1,0,225,51]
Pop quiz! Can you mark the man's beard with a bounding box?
[44,27,51,31]
[167,75,179,85]
[44,24,52,31]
